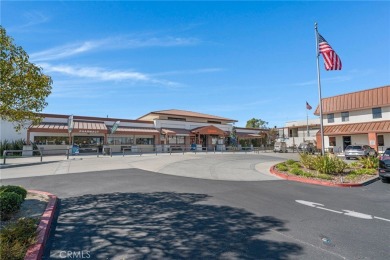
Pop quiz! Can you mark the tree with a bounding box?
[245,118,268,129]
[0,26,52,131]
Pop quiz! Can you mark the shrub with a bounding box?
[285,159,296,166]
[0,192,23,221]
[313,155,347,175]
[0,218,37,260]
[316,174,333,180]
[0,186,27,201]
[358,156,379,169]
[349,161,361,169]
[299,153,317,170]
[276,163,288,172]
[291,162,301,169]
[349,168,377,175]
[290,168,304,176]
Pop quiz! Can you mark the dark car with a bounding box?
[344,145,377,160]
[298,143,316,154]
[379,148,390,183]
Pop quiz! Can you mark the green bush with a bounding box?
[299,153,317,170]
[358,156,379,169]
[0,218,37,260]
[276,163,288,172]
[0,186,27,201]
[313,155,347,175]
[350,168,377,175]
[291,162,301,168]
[285,159,296,165]
[290,168,304,176]
[349,161,361,169]
[0,192,23,221]
[316,174,333,180]
[0,139,26,157]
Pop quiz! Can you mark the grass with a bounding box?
[0,218,38,260]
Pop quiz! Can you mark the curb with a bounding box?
[269,165,379,187]
[25,190,58,260]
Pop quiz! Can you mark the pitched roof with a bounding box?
[138,109,237,122]
[323,120,390,135]
[314,85,390,115]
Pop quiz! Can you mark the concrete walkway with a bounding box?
[0,152,299,181]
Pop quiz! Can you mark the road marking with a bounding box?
[342,210,372,219]
[316,207,343,214]
[295,200,389,223]
[374,216,390,222]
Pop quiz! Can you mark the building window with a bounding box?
[289,128,298,138]
[372,107,382,119]
[378,135,384,146]
[341,112,349,122]
[108,137,134,145]
[327,114,334,123]
[329,137,336,146]
[168,136,185,144]
[167,117,186,121]
[34,136,69,145]
[207,120,221,124]
[136,137,154,145]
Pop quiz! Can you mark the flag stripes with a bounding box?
[318,33,342,70]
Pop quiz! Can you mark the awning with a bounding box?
[114,127,160,135]
[161,128,195,136]
[191,125,226,136]
[323,121,390,135]
[72,121,108,134]
[236,132,264,138]
[29,122,69,133]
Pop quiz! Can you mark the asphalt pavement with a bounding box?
[1,153,389,259]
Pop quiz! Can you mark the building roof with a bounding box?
[323,120,390,135]
[314,85,390,115]
[114,127,160,135]
[191,125,227,136]
[137,109,237,123]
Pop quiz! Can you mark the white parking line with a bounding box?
[295,200,389,223]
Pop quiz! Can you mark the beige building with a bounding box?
[314,85,390,153]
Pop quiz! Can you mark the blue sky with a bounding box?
[2,1,390,127]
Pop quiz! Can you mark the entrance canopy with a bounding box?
[114,127,160,135]
[29,122,68,133]
[191,125,226,136]
[72,120,108,134]
[162,128,195,136]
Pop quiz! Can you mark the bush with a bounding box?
[350,168,377,175]
[291,162,301,168]
[358,156,379,169]
[316,174,333,180]
[276,163,288,172]
[285,159,296,165]
[313,155,347,175]
[0,218,37,260]
[0,192,23,221]
[290,168,304,176]
[0,186,27,201]
[299,153,317,170]
[0,139,26,157]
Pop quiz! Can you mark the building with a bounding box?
[314,85,390,153]
[277,119,320,148]
[1,109,268,154]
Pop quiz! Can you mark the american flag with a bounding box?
[318,33,342,70]
[306,101,312,110]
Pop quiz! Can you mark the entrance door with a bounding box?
[200,135,207,150]
[342,136,351,150]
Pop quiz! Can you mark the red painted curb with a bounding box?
[269,165,378,188]
[24,190,58,260]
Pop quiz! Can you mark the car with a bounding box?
[274,142,287,153]
[344,145,377,160]
[379,148,390,183]
[298,143,316,154]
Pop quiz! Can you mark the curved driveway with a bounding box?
[1,152,299,181]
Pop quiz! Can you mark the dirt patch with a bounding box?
[0,192,48,230]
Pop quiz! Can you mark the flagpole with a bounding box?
[306,109,309,137]
[315,22,325,155]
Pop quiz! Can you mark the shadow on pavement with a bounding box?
[44,192,303,259]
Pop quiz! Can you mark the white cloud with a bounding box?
[30,36,200,61]
[39,63,179,87]
[151,68,224,76]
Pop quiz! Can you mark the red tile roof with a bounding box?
[314,85,389,115]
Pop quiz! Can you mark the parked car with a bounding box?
[298,143,315,154]
[379,148,390,183]
[274,142,287,153]
[344,145,377,160]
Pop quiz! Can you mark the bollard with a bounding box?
[67,149,70,159]
[110,148,112,157]
[170,147,172,155]
[3,151,6,164]
[214,147,216,154]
